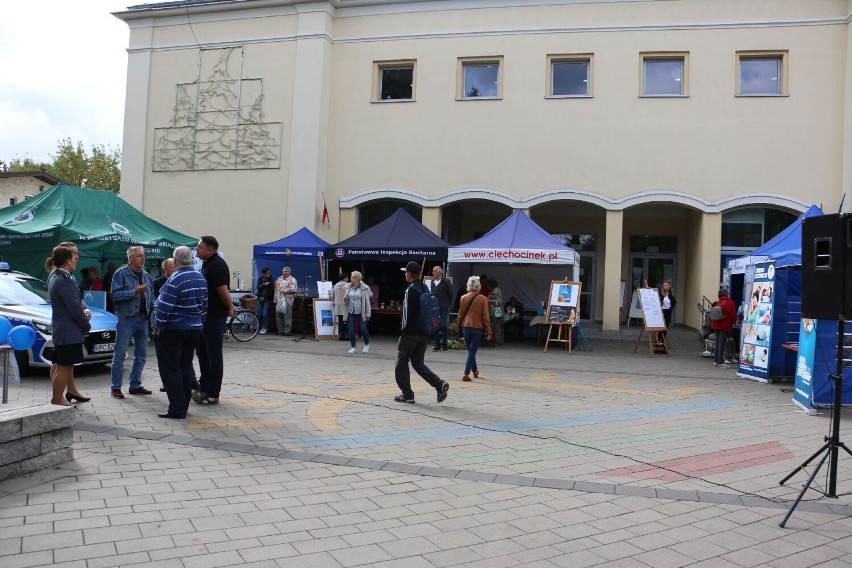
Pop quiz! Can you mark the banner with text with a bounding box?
[737,261,776,383]
[792,318,818,415]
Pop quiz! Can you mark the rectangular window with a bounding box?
[458,57,503,99]
[737,51,787,96]
[548,55,592,97]
[9,197,16,206]
[373,60,415,102]
[641,52,688,97]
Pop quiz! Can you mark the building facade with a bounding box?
[0,172,64,208]
[115,0,851,330]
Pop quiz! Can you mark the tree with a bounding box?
[8,138,121,193]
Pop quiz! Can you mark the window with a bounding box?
[9,197,16,206]
[458,57,503,99]
[39,186,45,192]
[641,52,688,97]
[548,55,592,97]
[737,51,787,96]
[373,60,415,102]
[23,195,33,200]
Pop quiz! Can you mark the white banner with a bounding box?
[448,247,575,265]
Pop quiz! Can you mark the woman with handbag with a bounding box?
[344,271,371,353]
[457,276,491,381]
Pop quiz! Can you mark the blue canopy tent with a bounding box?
[253,227,330,295]
[447,211,579,334]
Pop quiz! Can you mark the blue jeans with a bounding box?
[347,313,369,347]
[255,299,270,330]
[197,317,226,398]
[462,327,484,376]
[111,315,149,390]
[432,307,449,349]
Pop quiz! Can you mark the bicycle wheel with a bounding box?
[230,310,260,342]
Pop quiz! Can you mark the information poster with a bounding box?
[546,281,581,323]
[637,288,666,330]
[316,280,333,299]
[792,318,818,415]
[737,261,776,383]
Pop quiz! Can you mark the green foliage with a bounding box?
[8,138,121,193]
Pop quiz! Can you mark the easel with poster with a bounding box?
[544,280,582,353]
[632,287,669,356]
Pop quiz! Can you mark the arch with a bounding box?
[340,188,811,214]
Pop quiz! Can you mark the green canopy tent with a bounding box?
[0,183,197,279]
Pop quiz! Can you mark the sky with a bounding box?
[0,1,132,164]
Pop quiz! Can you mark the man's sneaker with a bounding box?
[206,397,219,405]
[718,363,730,369]
[462,375,471,382]
[473,371,480,378]
[111,389,125,399]
[348,348,356,354]
[362,345,369,353]
[432,346,441,352]
[159,386,167,392]
[260,329,267,335]
[441,346,448,352]
[393,395,415,403]
[129,387,153,395]
[437,382,449,403]
[192,391,209,404]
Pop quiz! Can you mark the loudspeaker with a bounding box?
[801,213,852,319]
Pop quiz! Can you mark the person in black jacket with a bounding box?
[429,265,453,352]
[394,261,449,404]
[658,279,676,351]
[255,267,273,335]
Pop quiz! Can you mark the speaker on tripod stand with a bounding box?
[780,213,852,527]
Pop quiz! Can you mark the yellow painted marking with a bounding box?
[189,419,283,429]
[261,384,316,395]
[668,387,711,395]
[224,399,286,408]
[531,372,557,381]
[602,377,631,386]
[314,376,364,385]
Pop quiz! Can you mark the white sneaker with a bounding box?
[260,329,267,335]
[362,345,369,353]
[348,348,356,354]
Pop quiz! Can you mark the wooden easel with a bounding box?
[543,279,582,354]
[631,287,669,357]
[544,321,573,353]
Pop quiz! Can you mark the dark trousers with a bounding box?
[395,334,443,399]
[662,308,672,340]
[714,329,730,365]
[156,329,200,417]
[337,315,349,339]
[347,313,369,347]
[462,327,484,376]
[432,307,449,349]
[197,317,226,398]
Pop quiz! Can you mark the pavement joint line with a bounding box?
[72,420,852,518]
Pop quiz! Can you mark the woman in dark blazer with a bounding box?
[48,246,91,406]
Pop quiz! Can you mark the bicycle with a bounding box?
[225,298,260,342]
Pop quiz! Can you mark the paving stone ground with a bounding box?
[3,325,852,567]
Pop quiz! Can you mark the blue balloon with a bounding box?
[0,317,11,344]
[8,326,36,350]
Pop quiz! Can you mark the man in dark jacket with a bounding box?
[394,261,449,404]
[711,287,737,368]
[429,265,453,352]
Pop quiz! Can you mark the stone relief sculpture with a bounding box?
[153,46,283,171]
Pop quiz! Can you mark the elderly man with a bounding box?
[274,266,298,335]
[153,257,175,297]
[430,266,453,352]
[193,235,236,405]
[153,247,207,419]
[109,246,154,399]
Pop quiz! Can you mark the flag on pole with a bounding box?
[321,193,329,226]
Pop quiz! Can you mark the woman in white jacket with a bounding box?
[344,271,372,353]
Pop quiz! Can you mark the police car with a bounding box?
[0,263,118,373]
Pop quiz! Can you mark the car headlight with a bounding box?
[32,321,52,336]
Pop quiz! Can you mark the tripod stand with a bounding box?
[293,277,318,343]
[779,316,852,527]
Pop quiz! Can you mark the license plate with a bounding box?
[92,343,115,353]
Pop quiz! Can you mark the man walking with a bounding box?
[153,246,207,419]
[430,265,453,352]
[193,235,236,405]
[394,261,449,404]
[109,246,154,399]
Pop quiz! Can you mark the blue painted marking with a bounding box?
[281,399,734,450]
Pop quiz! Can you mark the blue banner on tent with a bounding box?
[737,262,775,383]
[792,318,817,415]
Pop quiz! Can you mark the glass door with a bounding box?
[629,254,677,322]
[579,253,595,320]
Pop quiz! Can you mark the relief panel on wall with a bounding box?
[153,46,283,171]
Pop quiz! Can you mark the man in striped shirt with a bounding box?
[152,246,208,419]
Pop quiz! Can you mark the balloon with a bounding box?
[0,316,11,344]
[8,326,37,350]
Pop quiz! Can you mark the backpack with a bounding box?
[416,283,441,334]
[709,305,724,321]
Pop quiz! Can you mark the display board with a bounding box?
[546,281,581,323]
[312,299,335,339]
[316,280,333,300]
[737,261,775,383]
[637,288,666,330]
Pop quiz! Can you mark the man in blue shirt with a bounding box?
[109,246,154,399]
[153,246,208,419]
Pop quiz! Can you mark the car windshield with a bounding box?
[0,275,50,305]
